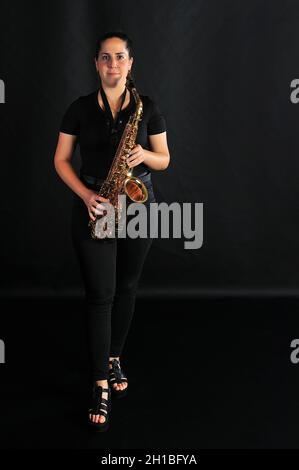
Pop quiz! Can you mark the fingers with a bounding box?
[96,196,109,202]
[127,155,142,168]
[94,208,104,216]
[89,210,96,221]
[89,208,103,221]
[92,203,105,211]
[88,204,104,221]
[87,192,110,222]
[92,204,104,217]
[89,202,107,220]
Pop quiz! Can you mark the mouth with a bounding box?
[108,72,120,75]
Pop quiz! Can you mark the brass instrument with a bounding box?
[88,82,148,240]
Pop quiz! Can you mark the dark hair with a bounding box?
[94,31,134,60]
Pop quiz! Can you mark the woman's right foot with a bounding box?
[88,380,111,430]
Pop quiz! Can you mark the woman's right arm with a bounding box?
[53,132,91,201]
[53,132,109,221]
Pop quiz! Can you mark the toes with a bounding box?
[89,413,106,424]
[113,382,127,390]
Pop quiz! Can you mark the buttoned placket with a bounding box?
[100,85,127,147]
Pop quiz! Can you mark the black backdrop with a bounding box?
[1,0,299,297]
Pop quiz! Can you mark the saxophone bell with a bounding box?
[124,172,148,203]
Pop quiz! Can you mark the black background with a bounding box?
[1,0,299,450]
[1,0,299,296]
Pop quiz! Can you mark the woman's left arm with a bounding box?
[127,131,170,171]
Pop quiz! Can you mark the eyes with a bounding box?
[101,54,125,61]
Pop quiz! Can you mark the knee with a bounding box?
[115,278,139,297]
[86,288,115,307]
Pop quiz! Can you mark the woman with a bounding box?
[53,31,170,431]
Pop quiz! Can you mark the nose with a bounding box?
[108,58,118,68]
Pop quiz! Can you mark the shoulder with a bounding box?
[60,90,98,134]
[138,93,167,134]
[60,90,96,124]
[138,94,164,116]
[139,94,156,109]
[64,89,96,110]
[61,96,81,119]
[60,92,92,134]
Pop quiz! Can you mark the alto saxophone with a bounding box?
[88,83,148,240]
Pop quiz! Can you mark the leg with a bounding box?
[110,235,153,357]
[71,195,116,423]
[109,235,153,391]
[109,193,157,390]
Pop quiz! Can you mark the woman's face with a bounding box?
[95,37,133,87]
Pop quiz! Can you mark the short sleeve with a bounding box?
[147,99,167,135]
[59,98,81,135]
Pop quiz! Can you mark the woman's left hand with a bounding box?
[126,144,147,168]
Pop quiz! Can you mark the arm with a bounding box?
[53,132,91,200]
[144,131,170,171]
[127,131,170,171]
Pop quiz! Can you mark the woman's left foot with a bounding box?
[108,357,128,398]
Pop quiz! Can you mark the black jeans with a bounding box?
[71,176,157,381]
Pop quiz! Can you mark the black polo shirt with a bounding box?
[59,88,167,179]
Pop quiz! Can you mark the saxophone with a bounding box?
[88,81,148,240]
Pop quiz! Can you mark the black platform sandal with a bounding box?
[88,384,111,432]
[108,358,128,398]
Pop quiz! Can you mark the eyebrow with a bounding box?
[101,52,126,55]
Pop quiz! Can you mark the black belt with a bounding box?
[80,170,152,186]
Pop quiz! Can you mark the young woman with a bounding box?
[53,31,170,431]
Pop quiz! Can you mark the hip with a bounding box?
[78,171,156,204]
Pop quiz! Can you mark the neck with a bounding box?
[100,81,127,104]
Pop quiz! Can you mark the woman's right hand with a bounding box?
[82,189,110,222]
